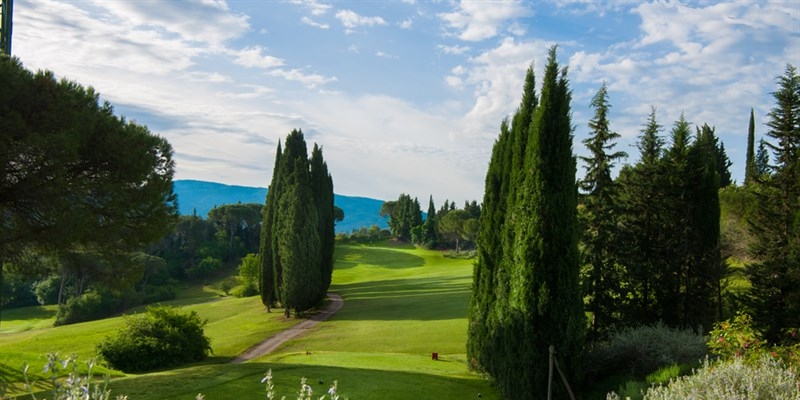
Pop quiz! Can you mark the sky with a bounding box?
[10,0,800,204]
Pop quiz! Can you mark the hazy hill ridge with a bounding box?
[174,180,388,234]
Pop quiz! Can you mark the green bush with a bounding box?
[585,323,707,382]
[640,355,799,400]
[96,305,212,372]
[54,291,122,326]
[33,275,61,305]
[187,256,223,279]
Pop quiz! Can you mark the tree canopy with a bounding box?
[1,54,177,265]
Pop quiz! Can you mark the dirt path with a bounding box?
[230,293,343,364]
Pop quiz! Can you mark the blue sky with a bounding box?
[11,0,800,203]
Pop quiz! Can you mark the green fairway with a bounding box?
[1,242,498,399]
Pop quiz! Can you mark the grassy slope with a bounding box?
[1,243,498,399]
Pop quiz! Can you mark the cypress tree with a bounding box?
[578,82,627,338]
[745,108,756,186]
[484,46,584,399]
[310,144,335,301]
[467,118,511,372]
[260,142,282,310]
[259,129,334,316]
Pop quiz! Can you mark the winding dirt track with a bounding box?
[230,293,343,364]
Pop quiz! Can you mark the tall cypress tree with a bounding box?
[746,64,800,343]
[578,82,627,338]
[310,144,335,301]
[745,108,757,186]
[259,129,334,316]
[474,46,584,399]
[260,142,282,311]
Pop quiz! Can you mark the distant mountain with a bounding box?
[173,180,388,234]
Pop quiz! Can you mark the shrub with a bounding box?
[33,275,61,305]
[187,256,223,279]
[708,313,800,369]
[96,305,212,372]
[585,323,707,382]
[641,355,800,400]
[54,291,122,326]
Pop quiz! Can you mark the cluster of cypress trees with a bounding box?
[259,129,335,317]
[467,46,584,400]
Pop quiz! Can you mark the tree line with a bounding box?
[467,46,799,399]
[377,194,481,253]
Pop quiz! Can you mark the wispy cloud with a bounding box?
[290,0,332,16]
[233,46,285,69]
[438,0,530,41]
[301,16,330,29]
[438,44,470,55]
[268,68,338,89]
[336,9,387,32]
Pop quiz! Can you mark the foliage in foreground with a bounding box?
[584,323,707,384]
[9,356,347,400]
[96,305,212,372]
[606,355,799,400]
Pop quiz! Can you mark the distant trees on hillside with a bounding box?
[378,194,480,252]
[259,130,336,317]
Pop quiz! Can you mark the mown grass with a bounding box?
[2,242,498,399]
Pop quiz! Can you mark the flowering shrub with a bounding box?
[708,313,799,368]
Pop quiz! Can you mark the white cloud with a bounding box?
[438,0,530,41]
[376,51,399,59]
[87,0,249,45]
[233,46,285,69]
[301,16,330,29]
[268,68,338,89]
[290,0,332,16]
[335,9,387,30]
[399,18,414,29]
[438,44,471,55]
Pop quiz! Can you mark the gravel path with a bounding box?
[230,293,343,364]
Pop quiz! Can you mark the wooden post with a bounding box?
[547,345,554,400]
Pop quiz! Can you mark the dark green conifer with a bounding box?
[578,82,627,339]
[745,108,756,186]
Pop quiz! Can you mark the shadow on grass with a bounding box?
[0,305,56,323]
[112,362,499,400]
[334,246,425,270]
[331,276,471,321]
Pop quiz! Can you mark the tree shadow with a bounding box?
[333,246,425,270]
[330,276,471,321]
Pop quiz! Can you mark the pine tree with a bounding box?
[746,64,800,343]
[685,124,723,327]
[578,82,627,338]
[616,107,666,324]
[754,139,771,179]
[745,108,756,186]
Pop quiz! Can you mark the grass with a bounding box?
[1,242,498,399]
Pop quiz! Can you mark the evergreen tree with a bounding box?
[715,141,733,188]
[470,46,583,399]
[578,82,627,338]
[421,196,438,248]
[745,108,757,186]
[260,143,282,310]
[686,124,724,327]
[746,64,800,343]
[616,107,666,325]
[754,139,771,180]
[310,144,335,300]
[259,130,334,316]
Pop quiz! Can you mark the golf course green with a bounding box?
[0,242,499,399]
